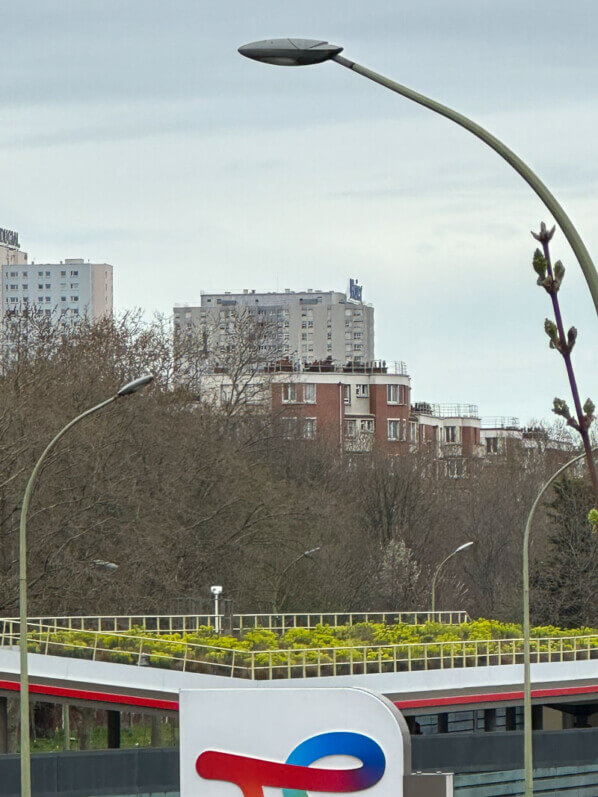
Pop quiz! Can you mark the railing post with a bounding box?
[183,644,188,672]
[302,651,306,678]
[251,651,255,680]
[92,634,98,661]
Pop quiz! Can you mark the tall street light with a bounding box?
[19,374,153,797]
[273,546,321,613]
[239,39,598,795]
[431,541,473,614]
[238,38,598,315]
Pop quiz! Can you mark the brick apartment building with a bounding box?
[202,359,570,473]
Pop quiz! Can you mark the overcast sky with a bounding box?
[1,0,597,423]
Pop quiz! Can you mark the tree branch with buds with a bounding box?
[531,222,598,527]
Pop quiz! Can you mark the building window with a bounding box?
[445,426,457,443]
[45,271,50,276]
[60,296,66,302]
[38,284,43,290]
[356,384,369,398]
[409,421,418,444]
[281,417,297,439]
[38,271,43,276]
[387,384,399,403]
[71,296,79,302]
[360,419,374,433]
[70,283,78,289]
[447,459,465,479]
[282,383,297,403]
[60,270,66,276]
[22,284,27,290]
[45,296,51,302]
[486,437,499,454]
[388,420,400,440]
[303,418,316,439]
[345,419,357,439]
[343,384,351,404]
[303,383,316,403]
[70,270,78,276]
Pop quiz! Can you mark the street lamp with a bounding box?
[19,374,153,797]
[273,546,321,613]
[431,541,474,614]
[238,38,598,315]
[521,445,597,797]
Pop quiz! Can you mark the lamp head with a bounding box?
[117,374,154,397]
[210,585,223,596]
[238,38,343,67]
[456,541,474,553]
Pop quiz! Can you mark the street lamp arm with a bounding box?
[522,445,598,797]
[430,550,458,614]
[332,55,598,315]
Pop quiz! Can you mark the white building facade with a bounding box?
[174,282,375,365]
[2,257,113,321]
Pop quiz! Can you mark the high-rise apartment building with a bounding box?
[174,280,374,365]
[2,256,113,322]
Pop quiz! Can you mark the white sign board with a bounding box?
[180,687,411,797]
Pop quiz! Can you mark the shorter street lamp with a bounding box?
[19,374,153,797]
[522,446,598,797]
[431,541,474,614]
[273,547,321,614]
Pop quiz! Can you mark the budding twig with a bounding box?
[531,222,598,525]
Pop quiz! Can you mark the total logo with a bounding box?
[196,731,386,797]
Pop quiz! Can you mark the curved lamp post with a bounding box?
[238,38,598,315]
[522,445,597,797]
[19,374,153,797]
[273,546,321,613]
[431,541,473,614]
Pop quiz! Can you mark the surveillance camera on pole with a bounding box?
[210,586,223,633]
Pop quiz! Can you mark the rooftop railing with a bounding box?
[3,611,470,636]
[266,360,409,376]
[482,417,520,429]
[1,623,596,680]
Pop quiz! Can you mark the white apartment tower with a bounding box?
[2,256,113,322]
[174,281,375,365]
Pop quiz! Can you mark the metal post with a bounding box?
[62,705,70,751]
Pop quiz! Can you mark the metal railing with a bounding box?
[430,404,479,418]
[481,416,520,429]
[1,622,596,680]
[1,610,470,635]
